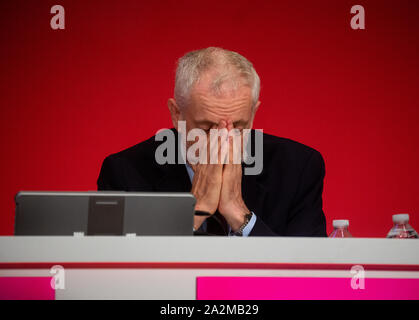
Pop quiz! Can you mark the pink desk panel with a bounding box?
[0,277,55,300]
[197,277,419,300]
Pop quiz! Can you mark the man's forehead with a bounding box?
[189,92,253,122]
[193,90,252,107]
[190,81,252,107]
[193,68,251,98]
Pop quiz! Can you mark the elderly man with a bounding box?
[97,47,326,237]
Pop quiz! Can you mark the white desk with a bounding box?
[1,236,418,299]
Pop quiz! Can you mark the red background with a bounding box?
[0,0,418,237]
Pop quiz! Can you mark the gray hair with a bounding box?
[174,47,260,109]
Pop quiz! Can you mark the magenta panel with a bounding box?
[197,277,419,300]
[0,277,55,300]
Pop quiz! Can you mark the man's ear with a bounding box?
[248,100,261,129]
[167,98,182,130]
[253,101,261,113]
[253,100,261,114]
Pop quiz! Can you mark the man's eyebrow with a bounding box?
[233,120,246,127]
[195,120,216,127]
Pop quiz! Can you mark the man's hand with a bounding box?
[190,121,227,230]
[218,120,251,232]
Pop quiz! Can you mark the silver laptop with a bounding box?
[14,191,196,236]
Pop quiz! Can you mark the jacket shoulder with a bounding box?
[262,131,323,161]
[106,133,159,162]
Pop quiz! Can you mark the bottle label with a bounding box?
[387,229,419,238]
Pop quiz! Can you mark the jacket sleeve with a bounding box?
[249,150,327,237]
[249,216,278,236]
[97,155,126,191]
[284,150,327,236]
[97,154,154,191]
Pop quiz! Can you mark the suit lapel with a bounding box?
[241,129,267,218]
[242,165,267,219]
[154,163,192,192]
[153,129,191,192]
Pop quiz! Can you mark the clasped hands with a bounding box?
[190,119,250,232]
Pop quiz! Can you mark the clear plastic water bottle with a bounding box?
[386,214,419,239]
[329,220,352,238]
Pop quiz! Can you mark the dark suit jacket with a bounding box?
[97,129,327,237]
